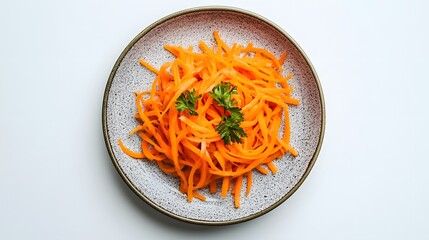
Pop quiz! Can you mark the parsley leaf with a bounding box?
[175,89,201,116]
[209,82,237,110]
[216,116,247,145]
[210,82,247,144]
[228,107,244,122]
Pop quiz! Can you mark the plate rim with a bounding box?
[102,5,326,226]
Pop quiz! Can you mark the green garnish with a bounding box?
[227,107,244,122]
[210,82,247,144]
[216,115,247,145]
[175,89,201,116]
[209,82,238,109]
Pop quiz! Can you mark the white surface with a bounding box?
[1,0,428,239]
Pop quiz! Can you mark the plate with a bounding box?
[102,6,325,225]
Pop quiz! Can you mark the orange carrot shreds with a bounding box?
[118,30,299,208]
[266,161,278,174]
[209,180,217,194]
[118,139,145,159]
[234,174,243,208]
[246,171,252,196]
[139,59,159,75]
[256,165,269,175]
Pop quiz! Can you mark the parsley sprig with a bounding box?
[175,89,201,116]
[210,83,238,109]
[210,83,247,145]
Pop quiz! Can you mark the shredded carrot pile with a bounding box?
[118,30,299,208]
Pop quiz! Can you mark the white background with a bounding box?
[1,0,428,239]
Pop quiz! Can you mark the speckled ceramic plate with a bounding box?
[102,6,325,225]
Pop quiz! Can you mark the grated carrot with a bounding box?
[118,30,299,208]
